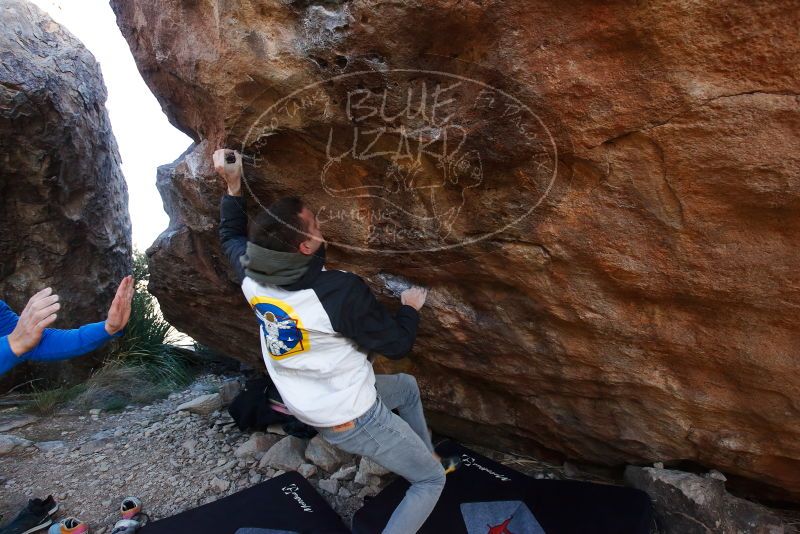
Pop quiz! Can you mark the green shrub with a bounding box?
[105,251,195,386]
[27,251,197,414]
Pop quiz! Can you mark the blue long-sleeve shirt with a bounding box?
[0,300,120,376]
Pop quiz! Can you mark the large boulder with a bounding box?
[0,0,131,388]
[625,466,788,533]
[111,0,800,500]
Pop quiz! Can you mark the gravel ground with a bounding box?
[0,375,559,531]
[0,375,385,531]
[1,374,796,533]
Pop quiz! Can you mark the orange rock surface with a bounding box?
[111,0,800,500]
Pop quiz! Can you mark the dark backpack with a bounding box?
[227,376,316,439]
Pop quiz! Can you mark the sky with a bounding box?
[29,0,193,251]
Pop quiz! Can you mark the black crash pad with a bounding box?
[140,471,349,534]
[352,440,654,534]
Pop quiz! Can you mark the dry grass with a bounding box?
[26,361,191,415]
[74,362,182,412]
[27,383,87,414]
[780,510,800,531]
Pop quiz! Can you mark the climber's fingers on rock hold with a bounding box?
[212,148,227,174]
[401,286,429,310]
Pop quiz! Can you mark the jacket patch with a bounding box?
[249,297,310,359]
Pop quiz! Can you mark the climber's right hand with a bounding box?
[213,148,243,196]
[401,287,428,311]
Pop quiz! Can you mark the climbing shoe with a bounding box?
[113,498,148,534]
[40,497,58,517]
[441,455,462,475]
[119,498,141,521]
[109,519,144,534]
[47,518,88,534]
[0,495,58,534]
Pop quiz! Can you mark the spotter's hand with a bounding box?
[105,275,134,335]
[7,287,61,356]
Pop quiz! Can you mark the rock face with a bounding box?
[111,1,800,500]
[0,0,131,388]
[625,466,788,534]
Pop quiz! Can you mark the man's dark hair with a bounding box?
[249,196,308,252]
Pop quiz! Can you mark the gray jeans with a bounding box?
[316,373,445,534]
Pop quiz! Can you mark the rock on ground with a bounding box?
[258,436,307,472]
[0,434,32,455]
[35,441,66,453]
[110,0,800,502]
[353,470,381,488]
[0,375,339,529]
[625,466,789,534]
[298,463,317,479]
[0,414,38,433]
[0,374,795,532]
[358,457,391,477]
[218,381,242,406]
[317,478,339,496]
[0,0,131,390]
[305,435,354,473]
[175,394,223,416]
[234,433,280,460]
[210,477,230,493]
[354,457,390,487]
[331,465,357,482]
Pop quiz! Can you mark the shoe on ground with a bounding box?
[47,518,88,534]
[109,519,144,534]
[40,497,58,517]
[119,498,141,521]
[0,495,58,534]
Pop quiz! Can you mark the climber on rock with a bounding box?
[214,147,454,534]
[0,276,134,377]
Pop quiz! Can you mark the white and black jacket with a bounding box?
[219,195,420,427]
